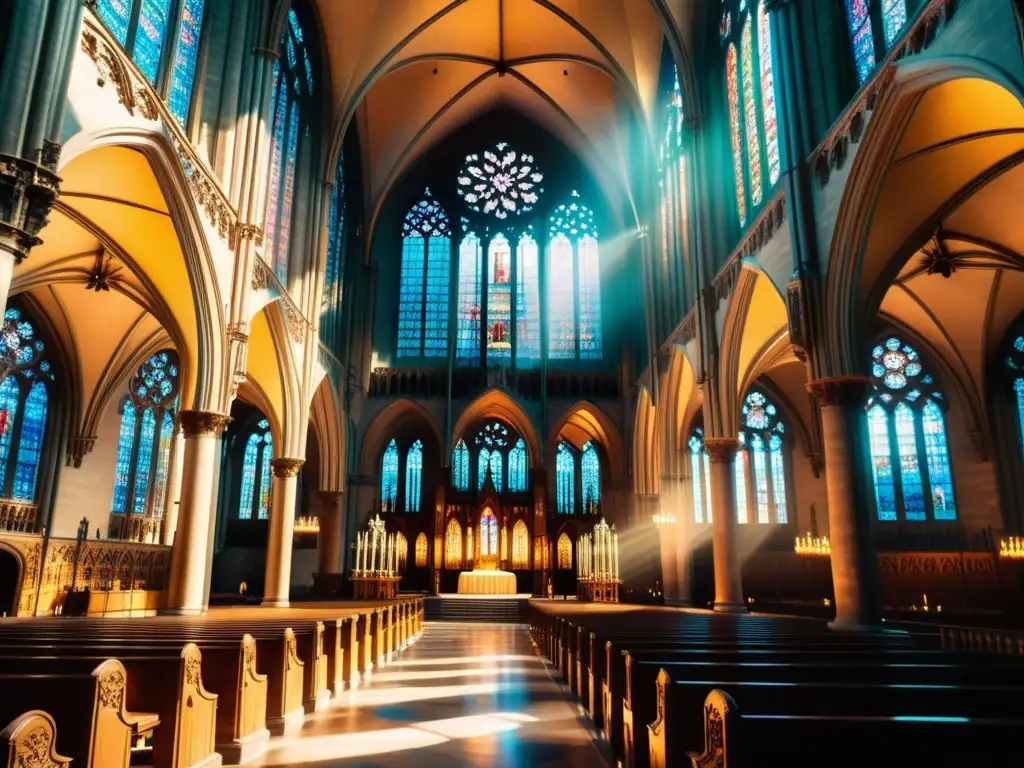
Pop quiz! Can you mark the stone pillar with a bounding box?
[807,377,881,630]
[165,411,230,614]
[705,438,746,612]
[160,425,186,545]
[262,458,304,607]
[316,490,344,575]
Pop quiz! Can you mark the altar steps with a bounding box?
[424,596,530,623]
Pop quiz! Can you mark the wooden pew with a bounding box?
[1,710,72,768]
[296,621,330,713]
[260,628,304,736]
[203,635,269,765]
[0,658,158,768]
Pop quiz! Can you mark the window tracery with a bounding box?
[581,441,601,512]
[735,391,789,525]
[238,418,273,520]
[452,439,470,491]
[381,438,399,509]
[457,142,543,219]
[556,442,575,515]
[548,192,603,360]
[444,517,462,568]
[556,532,572,569]
[512,519,529,569]
[398,189,451,358]
[405,440,423,513]
[415,532,428,567]
[689,427,713,524]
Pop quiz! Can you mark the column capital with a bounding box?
[806,376,872,408]
[0,152,62,263]
[271,457,305,478]
[179,410,231,437]
[704,438,740,463]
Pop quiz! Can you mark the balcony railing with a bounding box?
[368,367,620,401]
[107,514,164,544]
[0,500,38,534]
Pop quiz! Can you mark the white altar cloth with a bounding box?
[456,570,517,595]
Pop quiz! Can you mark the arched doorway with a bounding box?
[0,548,21,617]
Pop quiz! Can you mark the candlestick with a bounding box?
[613,530,619,580]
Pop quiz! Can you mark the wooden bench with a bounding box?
[651,684,1024,767]
[1,710,72,768]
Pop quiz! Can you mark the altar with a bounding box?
[457,570,517,595]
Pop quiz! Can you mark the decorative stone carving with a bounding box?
[251,259,271,291]
[98,666,126,709]
[271,458,305,478]
[65,434,97,468]
[283,302,307,343]
[85,252,124,292]
[0,152,62,263]
[133,85,159,121]
[805,376,872,409]
[179,410,231,437]
[80,28,134,113]
[227,322,249,343]
[236,223,264,246]
[171,135,235,242]
[703,438,740,463]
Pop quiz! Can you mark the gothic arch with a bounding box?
[548,400,627,485]
[309,377,345,493]
[360,398,443,476]
[632,387,658,495]
[451,389,542,465]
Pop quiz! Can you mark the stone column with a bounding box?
[262,458,304,607]
[316,490,344,575]
[807,377,881,629]
[165,411,230,614]
[705,438,746,612]
[160,425,186,545]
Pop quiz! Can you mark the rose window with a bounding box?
[457,142,543,219]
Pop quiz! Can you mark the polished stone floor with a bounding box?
[254,622,608,767]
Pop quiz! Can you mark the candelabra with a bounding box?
[1000,536,1024,560]
[794,533,831,557]
[294,515,319,535]
[576,517,621,602]
[351,514,402,598]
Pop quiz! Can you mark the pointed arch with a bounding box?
[549,400,627,485]
[450,389,541,465]
[632,387,658,495]
[359,397,443,475]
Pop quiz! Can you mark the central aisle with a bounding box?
[255,622,607,767]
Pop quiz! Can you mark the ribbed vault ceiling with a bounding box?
[314,0,691,237]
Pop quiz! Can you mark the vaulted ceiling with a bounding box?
[312,0,697,240]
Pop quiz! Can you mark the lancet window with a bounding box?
[688,426,713,524]
[237,418,273,521]
[735,391,789,525]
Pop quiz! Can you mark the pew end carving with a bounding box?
[93,658,160,768]
[1,710,72,768]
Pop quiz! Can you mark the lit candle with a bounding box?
[613,532,619,580]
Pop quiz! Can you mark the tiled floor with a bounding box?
[254,622,608,767]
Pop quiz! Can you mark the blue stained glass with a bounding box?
[922,400,956,520]
[132,408,156,515]
[481,510,498,556]
[489,450,503,493]
[258,442,272,520]
[456,234,482,364]
[1016,379,1024,464]
[151,410,174,516]
[846,0,876,85]
[288,9,304,42]
[882,0,907,47]
[276,101,299,281]
[895,403,925,520]
[264,63,286,262]
[750,434,770,524]
[548,233,576,359]
[581,441,601,509]
[477,447,490,491]
[133,0,172,84]
[381,439,399,507]
[769,433,787,524]
[397,234,425,358]
[238,432,259,520]
[11,382,46,502]
[97,0,131,45]
[168,0,205,125]
[486,234,512,365]
[734,448,747,524]
[689,432,705,524]
[405,440,423,512]
[868,405,896,520]
[325,160,345,294]
[516,234,541,365]
[424,236,450,357]
[508,438,528,492]
[453,439,469,491]
[556,442,575,515]
[578,235,603,359]
[111,402,136,514]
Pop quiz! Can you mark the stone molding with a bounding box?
[703,437,741,463]
[179,410,231,437]
[270,458,305,478]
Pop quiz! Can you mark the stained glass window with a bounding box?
[453,439,470,491]
[512,519,529,569]
[734,446,747,524]
[96,0,132,45]
[325,158,345,302]
[548,192,602,361]
[516,233,541,364]
[456,233,482,364]
[398,190,451,358]
[444,517,462,568]
[405,440,423,513]
[489,450,503,493]
[167,0,205,124]
[112,403,136,515]
[481,510,498,556]
[726,44,746,226]
[846,0,876,85]
[381,438,399,508]
[556,442,575,515]
[737,391,788,524]
[238,432,259,520]
[151,411,174,516]
[882,0,908,47]
[486,234,512,364]
[581,441,601,511]
[238,417,273,521]
[415,532,428,566]
[264,9,314,286]
[757,3,780,187]
[557,533,573,569]
[132,408,157,515]
[457,142,543,219]
[741,17,762,207]
[478,447,491,491]
[508,438,528,492]
[866,336,955,521]
[6,380,43,502]
[132,0,172,84]
[258,437,272,520]
[689,429,707,524]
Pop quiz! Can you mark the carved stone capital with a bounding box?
[805,376,872,408]
[179,410,231,437]
[704,437,741,463]
[271,458,305,478]
[0,153,62,263]
[66,435,97,468]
